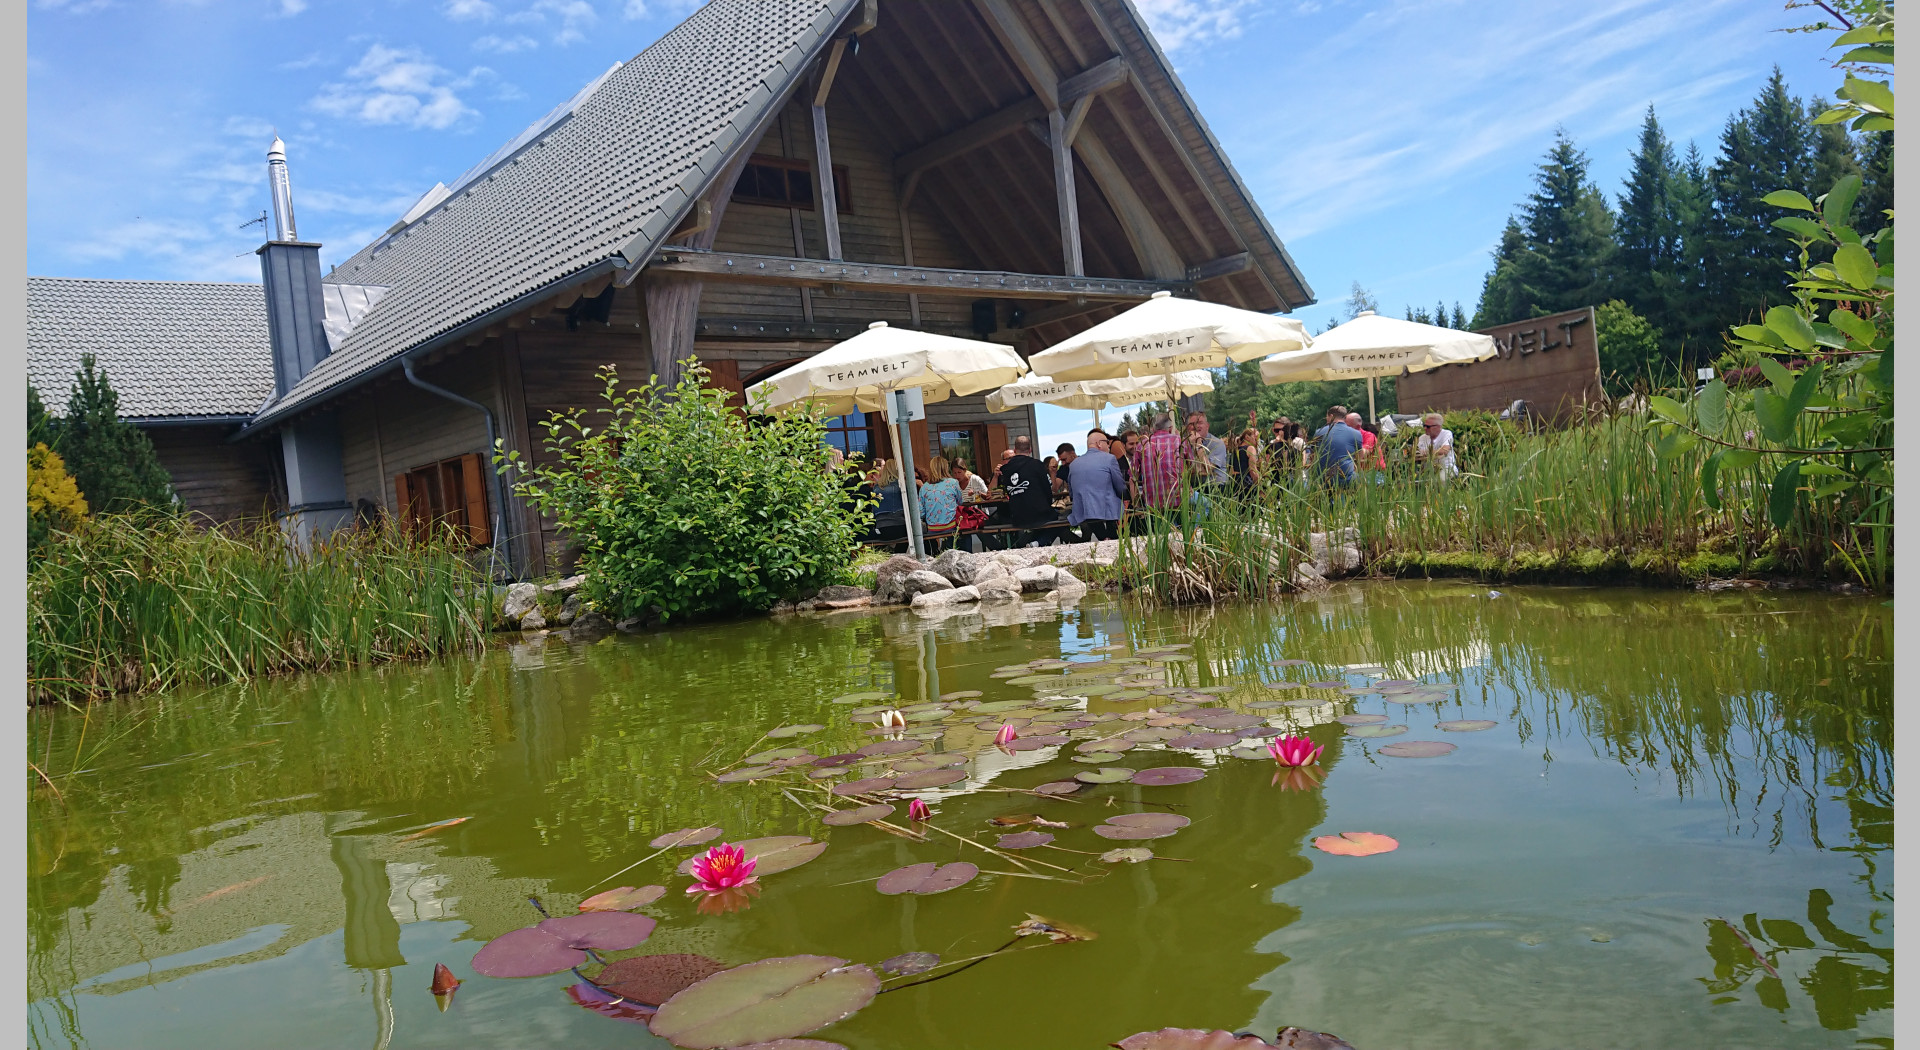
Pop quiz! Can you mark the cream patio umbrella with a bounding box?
[983,370,1215,430]
[746,320,1028,558]
[1027,290,1310,415]
[1257,311,1497,420]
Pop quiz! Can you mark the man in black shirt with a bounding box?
[997,436,1058,533]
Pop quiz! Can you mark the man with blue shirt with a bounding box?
[1313,405,1363,486]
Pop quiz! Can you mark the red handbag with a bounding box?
[956,505,989,531]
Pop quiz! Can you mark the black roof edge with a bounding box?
[132,415,255,429]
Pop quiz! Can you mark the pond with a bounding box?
[28,582,1891,1050]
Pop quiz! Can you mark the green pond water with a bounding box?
[28,582,1892,1050]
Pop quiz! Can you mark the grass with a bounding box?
[28,512,493,706]
[1115,411,1886,603]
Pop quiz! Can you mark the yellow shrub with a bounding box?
[28,443,88,542]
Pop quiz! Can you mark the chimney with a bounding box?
[258,135,330,397]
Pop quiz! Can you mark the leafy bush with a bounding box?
[500,360,869,622]
[27,443,87,554]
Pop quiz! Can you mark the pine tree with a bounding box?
[1705,68,1814,325]
[1472,218,1529,327]
[1856,132,1893,236]
[1473,133,1615,325]
[1450,303,1468,330]
[1805,96,1862,192]
[57,354,174,514]
[1434,300,1448,327]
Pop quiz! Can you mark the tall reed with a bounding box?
[28,512,491,705]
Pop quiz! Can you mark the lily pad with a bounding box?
[1106,812,1190,832]
[821,804,894,827]
[1130,767,1206,786]
[1167,732,1239,750]
[1311,831,1400,857]
[1236,726,1286,739]
[579,885,667,912]
[717,766,780,783]
[1334,714,1388,726]
[830,777,897,797]
[876,861,980,895]
[567,981,657,1024]
[1437,719,1498,732]
[856,740,922,758]
[1378,740,1458,758]
[1100,847,1154,864]
[651,827,724,849]
[1004,734,1069,752]
[811,753,862,768]
[472,913,658,978]
[1247,700,1290,710]
[878,952,941,976]
[598,953,729,1006]
[1032,781,1082,795]
[972,699,1031,713]
[766,724,824,739]
[1074,767,1135,784]
[938,690,982,701]
[746,748,809,764]
[832,691,891,704]
[1093,824,1179,841]
[995,831,1054,849]
[647,955,880,1049]
[1123,727,1184,742]
[1114,1028,1303,1049]
[1306,681,1345,689]
[1193,712,1263,731]
[892,768,966,790]
[676,836,826,877]
[1346,724,1407,739]
[1228,745,1271,760]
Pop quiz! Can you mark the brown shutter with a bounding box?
[983,423,1008,478]
[704,358,745,409]
[908,419,931,473]
[394,473,412,533]
[460,453,492,547]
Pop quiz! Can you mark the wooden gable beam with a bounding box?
[970,0,1059,109]
[893,56,1126,181]
[647,249,1188,301]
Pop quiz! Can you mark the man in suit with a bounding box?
[1067,428,1129,542]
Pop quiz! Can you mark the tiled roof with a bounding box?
[26,277,274,421]
[254,0,855,428]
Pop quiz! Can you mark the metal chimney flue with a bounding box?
[268,134,298,242]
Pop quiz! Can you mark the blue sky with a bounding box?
[28,0,1843,448]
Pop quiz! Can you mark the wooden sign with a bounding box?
[1397,306,1602,422]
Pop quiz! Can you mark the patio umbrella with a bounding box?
[746,321,1028,558]
[983,370,1215,429]
[1028,290,1310,387]
[1257,311,1496,420]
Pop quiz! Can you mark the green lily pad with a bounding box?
[1437,719,1498,732]
[1100,847,1154,864]
[1346,724,1408,739]
[647,954,880,1049]
[746,747,809,764]
[1074,767,1135,784]
[766,724,824,739]
[717,765,780,783]
[821,804,894,827]
[972,699,1032,713]
[1378,740,1458,758]
[832,691,891,705]
[1335,714,1388,726]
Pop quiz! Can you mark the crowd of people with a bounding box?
[847,407,1459,549]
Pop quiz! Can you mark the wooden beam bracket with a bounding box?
[650,250,1189,301]
[1187,252,1253,283]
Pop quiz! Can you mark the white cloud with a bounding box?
[508,0,596,44]
[1134,0,1257,50]
[623,0,703,18]
[277,0,307,15]
[311,45,488,130]
[445,0,494,21]
[473,33,538,53]
[35,0,114,13]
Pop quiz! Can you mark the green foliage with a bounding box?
[1473,131,1616,327]
[500,360,869,622]
[27,443,88,555]
[53,355,174,514]
[1593,300,1666,393]
[28,385,54,447]
[28,512,489,704]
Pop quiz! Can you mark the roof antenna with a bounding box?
[239,210,268,233]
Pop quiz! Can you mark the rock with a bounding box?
[520,607,548,631]
[911,585,980,610]
[872,554,929,604]
[502,582,540,624]
[615,616,648,633]
[1331,543,1362,573]
[817,596,873,610]
[989,550,1033,571]
[814,584,872,602]
[975,575,1023,603]
[567,610,613,636]
[1046,569,1088,603]
[769,599,796,614]
[1013,565,1060,592]
[543,574,586,594]
[900,570,955,598]
[928,547,980,585]
[795,599,820,612]
[555,593,582,626]
[1292,562,1329,591]
[971,560,1012,585]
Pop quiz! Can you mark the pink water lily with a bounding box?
[685,843,758,895]
[1267,734,1325,768]
[994,724,1019,746]
[908,797,931,822]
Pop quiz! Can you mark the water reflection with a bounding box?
[27,583,1890,1049]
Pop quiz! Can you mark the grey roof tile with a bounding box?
[26,277,274,421]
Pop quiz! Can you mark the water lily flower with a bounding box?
[994,724,1019,746]
[1267,734,1325,768]
[877,709,907,729]
[685,843,758,895]
[1272,765,1325,792]
[908,797,931,822]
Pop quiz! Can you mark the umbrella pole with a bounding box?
[885,401,925,561]
[1367,377,1377,424]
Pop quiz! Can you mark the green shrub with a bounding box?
[500,360,868,622]
[44,358,174,514]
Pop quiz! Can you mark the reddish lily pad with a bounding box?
[473,913,659,977]
[1113,1029,1282,1049]
[1167,732,1239,750]
[598,953,729,1006]
[1335,714,1388,726]
[811,754,862,768]
[1106,812,1190,832]
[579,885,667,913]
[1032,781,1082,795]
[892,768,967,790]
[1346,724,1407,739]
[648,955,879,1050]
[1004,734,1070,752]
[876,861,980,895]
[726,1039,849,1050]
[879,951,941,976]
[821,804,894,827]
[1312,831,1399,857]
[995,831,1054,849]
[1093,824,1179,841]
[1437,719,1498,732]
[1378,740,1458,758]
[651,827,724,849]
[717,766,780,783]
[857,740,922,758]
[567,981,657,1024]
[830,777,898,797]
[1130,767,1206,786]
[1193,712,1263,731]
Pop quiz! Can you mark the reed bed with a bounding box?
[28,512,492,705]
[1117,413,1883,602]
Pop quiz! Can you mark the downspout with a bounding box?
[402,355,513,580]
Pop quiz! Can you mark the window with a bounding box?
[939,426,985,473]
[732,155,853,214]
[394,452,492,547]
[824,412,876,460]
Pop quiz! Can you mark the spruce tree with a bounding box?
[57,354,174,514]
[1473,133,1616,325]
[1450,303,1468,330]
[1473,218,1529,327]
[1856,132,1893,236]
[1706,68,1814,325]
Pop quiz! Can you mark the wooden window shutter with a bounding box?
[984,423,1009,477]
[394,473,412,528]
[908,419,931,472]
[459,452,492,547]
[704,358,745,409]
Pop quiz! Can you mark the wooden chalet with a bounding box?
[26,0,1313,578]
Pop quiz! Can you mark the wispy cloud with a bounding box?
[34,0,113,13]
[311,45,489,130]
[506,0,596,45]
[444,0,494,21]
[472,33,538,53]
[1135,0,1258,50]
[622,0,704,19]
[277,0,307,15]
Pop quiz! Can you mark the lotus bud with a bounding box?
[1267,734,1325,768]
[908,797,931,822]
[994,724,1018,746]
